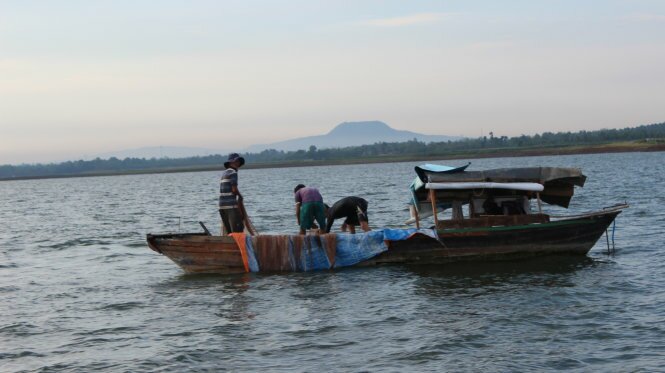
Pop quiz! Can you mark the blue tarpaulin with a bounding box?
[333,231,388,268]
[244,235,260,272]
[410,163,470,212]
[290,235,335,272]
[240,228,440,272]
[414,163,470,183]
[383,228,438,241]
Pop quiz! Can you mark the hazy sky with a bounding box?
[1,0,664,164]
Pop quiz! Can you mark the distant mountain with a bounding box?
[89,146,224,160]
[85,121,458,161]
[245,121,460,152]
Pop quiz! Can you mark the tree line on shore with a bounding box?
[2,121,664,179]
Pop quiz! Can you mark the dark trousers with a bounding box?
[326,206,368,233]
[219,208,244,234]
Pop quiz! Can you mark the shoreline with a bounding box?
[2,142,664,182]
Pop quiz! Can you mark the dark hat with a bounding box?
[224,153,245,168]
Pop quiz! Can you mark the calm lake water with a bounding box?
[1,152,664,372]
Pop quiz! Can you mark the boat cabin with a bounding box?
[408,165,587,229]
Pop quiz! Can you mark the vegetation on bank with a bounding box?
[1,122,664,180]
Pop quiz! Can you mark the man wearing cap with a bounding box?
[294,184,326,235]
[219,153,245,234]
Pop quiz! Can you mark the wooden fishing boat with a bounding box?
[146,165,628,274]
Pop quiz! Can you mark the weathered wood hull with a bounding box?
[381,211,620,265]
[146,210,621,274]
[147,233,245,274]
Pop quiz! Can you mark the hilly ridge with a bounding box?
[244,121,460,152]
[85,121,457,160]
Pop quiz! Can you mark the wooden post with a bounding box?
[536,193,543,214]
[429,188,439,228]
[239,200,258,236]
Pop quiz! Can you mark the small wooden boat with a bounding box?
[146,165,627,274]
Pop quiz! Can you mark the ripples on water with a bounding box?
[1,152,664,372]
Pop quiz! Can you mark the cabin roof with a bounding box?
[411,165,587,208]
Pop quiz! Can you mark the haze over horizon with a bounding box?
[1,1,664,165]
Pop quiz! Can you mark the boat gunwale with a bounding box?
[146,206,624,243]
[437,207,624,235]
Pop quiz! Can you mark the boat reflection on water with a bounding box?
[402,256,604,305]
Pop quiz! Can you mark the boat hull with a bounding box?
[381,211,620,264]
[147,233,245,274]
[147,210,622,274]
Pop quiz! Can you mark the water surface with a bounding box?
[1,152,664,372]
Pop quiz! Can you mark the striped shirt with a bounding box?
[219,168,239,209]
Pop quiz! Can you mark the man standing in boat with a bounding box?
[325,196,371,234]
[219,153,245,235]
[294,184,326,235]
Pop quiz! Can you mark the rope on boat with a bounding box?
[604,210,619,254]
[611,219,616,251]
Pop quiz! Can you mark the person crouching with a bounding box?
[325,196,371,234]
[294,184,326,235]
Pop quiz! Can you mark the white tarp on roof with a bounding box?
[425,182,544,192]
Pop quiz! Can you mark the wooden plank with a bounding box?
[437,214,550,229]
[429,188,438,228]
